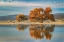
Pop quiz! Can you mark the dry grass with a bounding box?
[0,19,64,25]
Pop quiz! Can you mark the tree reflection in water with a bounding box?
[16,24,28,31]
[16,24,55,40]
[29,24,55,40]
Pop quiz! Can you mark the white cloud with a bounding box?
[0,1,64,8]
[0,2,42,6]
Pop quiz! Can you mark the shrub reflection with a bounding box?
[29,24,55,40]
[16,24,28,31]
[16,24,55,40]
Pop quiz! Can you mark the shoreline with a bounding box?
[0,22,64,25]
[0,19,64,25]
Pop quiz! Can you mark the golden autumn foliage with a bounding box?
[29,8,44,23]
[44,7,52,14]
[16,7,55,23]
[29,7,55,23]
[16,14,26,22]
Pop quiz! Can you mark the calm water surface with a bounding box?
[0,24,64,42]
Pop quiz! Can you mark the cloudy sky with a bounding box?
[0,0,64,16]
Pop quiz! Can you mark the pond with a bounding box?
[0,24,64,42]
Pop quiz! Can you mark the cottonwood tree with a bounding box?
[16,14,26,22]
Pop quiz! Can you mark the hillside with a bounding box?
[54,13,64,19]
[0,13,64,20]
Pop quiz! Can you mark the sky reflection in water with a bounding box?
[0,24,64,42]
